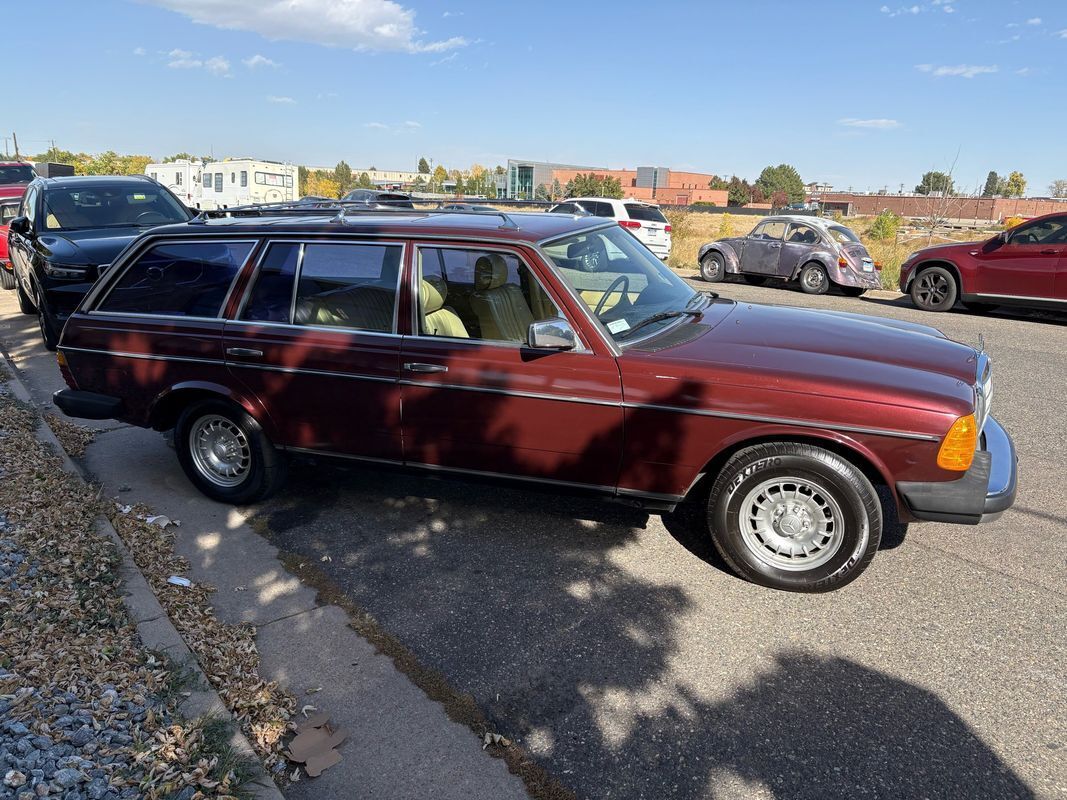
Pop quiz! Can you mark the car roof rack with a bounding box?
[189,200,520,230]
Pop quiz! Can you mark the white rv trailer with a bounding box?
[144,159,204,208]
[198,158,299,209]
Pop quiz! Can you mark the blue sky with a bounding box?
[7,0,1066,194]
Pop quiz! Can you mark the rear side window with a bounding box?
[624,204,667,223]
[98,241,253,317]
[241,243,300,323]
[293,243,403,333]
[580,201,615,218]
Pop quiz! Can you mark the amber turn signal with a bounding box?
[937,414,977,471]
[56,351,68,368]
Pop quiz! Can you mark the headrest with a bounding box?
[419,278,447,314]
[474,253,508,291]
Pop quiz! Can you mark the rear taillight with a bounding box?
[874,261,883,270]
[664,225,672,233]
[619,220,641,229]
[838,257,849,269]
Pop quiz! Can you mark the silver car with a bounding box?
[697,215,881,296]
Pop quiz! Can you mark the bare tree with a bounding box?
[916,150,971,246]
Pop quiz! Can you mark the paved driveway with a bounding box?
[1,282,1064,800]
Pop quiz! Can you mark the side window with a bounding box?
[202,174,212,191]
[22,187,37,224]
[293,243,402,333]
[786,224,819,244]
[417,248,561,343]
[176,172,183,186]
[241,243,300,323]
[240,171,248,188]
[98,241,253,317]
[751,221,787,240]
[553,203,577,214]
[214,174,223,192]
[1010,217,1067,245]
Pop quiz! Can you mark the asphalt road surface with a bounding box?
[1,280,1064,800]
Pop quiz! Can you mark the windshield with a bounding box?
[542,224,700,343]
[0,165,35,185]
[827,225,860,244]
[42,185,190,231]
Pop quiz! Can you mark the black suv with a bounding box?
[7,175,192,349]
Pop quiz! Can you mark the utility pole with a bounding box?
[12,131,21,160]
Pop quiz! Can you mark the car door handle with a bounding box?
[768,243,782,249]
[226,347,263,358]
[1040,249,1059,255]
[403,362,448,373]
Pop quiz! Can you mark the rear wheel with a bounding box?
[799,263,829,295]
[0,269,13,290]
[839,286,866,297]
[707,442,882,592]
[699,252,725,283]
[743,275,768,286]
[910,266,957,312]
[175,399,287,504]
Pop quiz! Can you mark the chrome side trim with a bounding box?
[398,378,621,406]
[971,292,1067,303]
[226,318,403,340]
[228,361,397,384]
[284,447,401,466]
[59,345,226,366]
[616,487,685,503]
[621,401,941,442]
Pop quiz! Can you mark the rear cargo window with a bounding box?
[623,204,667,223]
[98,241,254,318]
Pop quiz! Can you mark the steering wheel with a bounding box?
[135,211,169,224]
[593,275,630,317]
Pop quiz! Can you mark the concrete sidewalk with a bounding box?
[0,292,529,800]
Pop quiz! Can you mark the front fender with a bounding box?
[697,241,740,272]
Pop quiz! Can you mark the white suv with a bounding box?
[549,197,672,260]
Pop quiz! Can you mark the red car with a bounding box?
[0,162,34,290]
[0,198,21,289]
[51,206,1015,592]
[900,211,1067,312]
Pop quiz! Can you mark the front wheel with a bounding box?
[0,269,14,290]
[15,274,36,314]
[910,266,957,312]
[175,399,287,504]
[38,304,59,351]
[707,442,882,592]
[699,252,725,283]
[799,263,829,295]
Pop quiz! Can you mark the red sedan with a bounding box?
[900,211,1067,313]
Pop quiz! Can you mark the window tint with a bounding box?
[1011,216,1067,245]
[418,248,560,342]
[241,243,300,323]
[99,241,253,317]
[22,187,37,224]
[751,221,787,240]
[41,185,189,231]
[624,204,668,223]
[293,243,402,332]
[552,203,578,214]
[580,201,615,218]
[0,165,35,184]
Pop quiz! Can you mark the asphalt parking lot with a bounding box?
[1,281,1064,800]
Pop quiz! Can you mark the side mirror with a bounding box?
[527,317,577,350]
[8,216,29,236]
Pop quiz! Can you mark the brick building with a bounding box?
[816,192,1067,222]
[505,159,728,205]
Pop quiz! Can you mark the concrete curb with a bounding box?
[1,357,285,800]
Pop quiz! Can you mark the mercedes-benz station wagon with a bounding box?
[52,206,1016,592]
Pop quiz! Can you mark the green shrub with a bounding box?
[868,210,902,241]
[717,213,734,238]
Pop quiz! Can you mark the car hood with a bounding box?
[36,227,142,266]
[646,301,978,414]
[908,240,982,258]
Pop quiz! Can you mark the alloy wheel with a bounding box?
[738,477,845,571]
[189,414,252,487]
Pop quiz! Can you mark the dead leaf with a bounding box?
[300,704,318,718]
[320,555,331,562]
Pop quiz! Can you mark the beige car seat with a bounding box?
[421,278,468,338]
[469,254,534,342]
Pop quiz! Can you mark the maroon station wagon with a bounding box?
[52,206,1016,592]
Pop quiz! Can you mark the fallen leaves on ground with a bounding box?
[43,412,97,457]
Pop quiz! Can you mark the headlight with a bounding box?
[43,262,89,279]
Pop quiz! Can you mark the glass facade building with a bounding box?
[505,159,605,200]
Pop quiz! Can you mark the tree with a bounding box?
[534,183,550,201]
[1004,171,1026,198]
[1049,179,1067,198]
[334,161,353,195]
[163,152,208,163]
[982,171,1001,197]
[298,165,309,196]
[305,170,340,198]
[418,157,430,174]
[550,178,564,201]
[915,171,954,196]
[726,176,754,207]
[355,172,375,189]
[707,175,729,191]
[770,190,788,209]
[432,165,448,192]
[868,209,902,241]
[454,174,465,195]
[563,173,623,199]
[754,164,804,204]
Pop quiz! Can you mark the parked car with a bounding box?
[441,203,498,212]
[341,189,415,209]
[698,215,881,296]
[51,206,1015,593]
[6,175,193,349]
[900,212,1067,313]
[0,162,36,202]
[1,199,22,289]
[548,197,672,261]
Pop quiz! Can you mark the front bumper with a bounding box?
[896,416,1017,525]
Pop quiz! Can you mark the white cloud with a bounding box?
[1026,17,1042,25]
[1059,29,1067,39]
[167,48,231,74]
[431,51,458,66]
[941,4,955,13]
[267,95,295,103]
[916,63,998,78]
[133,46,146,56]
[363,120,421,133]
[880,4,920,17]
[142,0,468,54]
[1015,67,1032,76]
[442,10,462,17]
[838,118,902,129]
[243,53,279,68]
